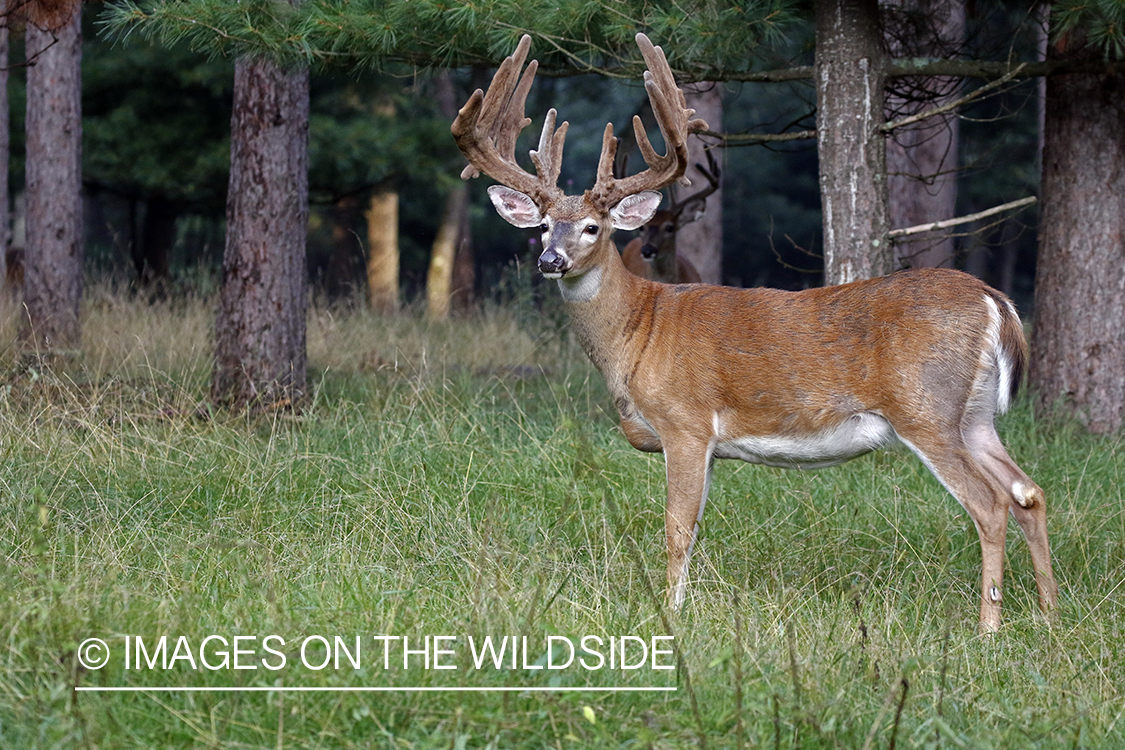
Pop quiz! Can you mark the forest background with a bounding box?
[15,3,1041,298]
[4,0,1121,428]
[2,1,1125,748]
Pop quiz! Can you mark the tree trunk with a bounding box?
[815,0,890,285]
[136,194,176,286]
[450,195,475,313]
[365,190,399,314]
[21,9,83,350]
[675,83,723,285]
[211,55,309,409]
[426,184,468,319]
[1030,34,1125,434]
[326,195,361,298]
[884,0,964,270]
[0,25,8,295]
[426,72,473,316]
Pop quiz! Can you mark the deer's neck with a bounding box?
[557,245,650,389]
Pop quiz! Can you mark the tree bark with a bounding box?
[675,83,723,285]
[1030,34,1125,434]
[0,25,8,295]
[815,0,890,285]
[365,190,399,314]
[426,184,468,319]
[426,71,474,316]
[450,194,475,313]
[211,55,309,409]
[21,9,83,350]
[884,0,964,270]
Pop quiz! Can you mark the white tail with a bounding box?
[620,149,718,284]
[452,34,1057,632]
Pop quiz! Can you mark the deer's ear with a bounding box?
[610,192,663,231]
[488,186,543,228]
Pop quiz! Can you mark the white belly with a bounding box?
[714,412,897,469]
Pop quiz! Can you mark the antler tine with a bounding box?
[491,51,537,159]
[453,89,487,181]
[588,33,709,208]
[633,76,684,180]
[452,36,530,178]
[594,122,620,192]
[530,108,568,189]
[451,35,564,207]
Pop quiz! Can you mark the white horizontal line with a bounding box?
[75,686,676,693]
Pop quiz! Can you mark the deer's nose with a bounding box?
[538,248,569,277]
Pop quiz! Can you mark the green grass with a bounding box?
[1,287,1124,748]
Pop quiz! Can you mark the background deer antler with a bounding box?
[673,148,721,211]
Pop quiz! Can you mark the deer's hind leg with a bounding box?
[895,423,1015,633]
[963,422,1059,617]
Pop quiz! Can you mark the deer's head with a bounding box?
[451,34,708,282]
[634,149,720,261]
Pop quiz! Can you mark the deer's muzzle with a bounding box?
[538,248,569,278]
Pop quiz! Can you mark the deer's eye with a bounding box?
[584,224,599,235]
[539,223,549,233]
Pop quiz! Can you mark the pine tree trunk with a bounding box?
[21,10,83,350]
[211,55,309,409]
[887,120,960,269]
[426,184,468,319]
[326,195,361,298]
[884,0,964,270]
[365,190,399,314]
[0,26,8,295]
[675,83,723,285]
[426,71,473,316]
[450,198,475,313]
[0,25,9,296]
[136,194,176,286]
[815,0,890,285]
[1030,36,1125,434]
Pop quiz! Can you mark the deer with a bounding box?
[619,150,718,284]
[451,33,1058,633]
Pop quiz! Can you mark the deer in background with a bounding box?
[452,33,1057,632]
[620,149,719,284]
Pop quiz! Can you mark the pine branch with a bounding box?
[98,0,800,77]
[1052,0,1125,60]
[99,0,1123,79]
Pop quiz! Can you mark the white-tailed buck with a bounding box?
[620,150,718,283]
[452,33,1057,632]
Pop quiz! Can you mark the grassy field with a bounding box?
[1,285,1123,749]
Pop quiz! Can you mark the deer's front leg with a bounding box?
[664,436,716,611]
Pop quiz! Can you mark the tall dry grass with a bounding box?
[1,278,563,405]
